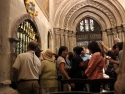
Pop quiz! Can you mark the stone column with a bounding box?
[116,26,123,42]
[60,29,65,46]
[121,24,125,42]
[111,28,117,47]
[68,31,73,52]
[106,29,112,48]
[102,30,108,47]
[0,0,19,93]
[53,28,56,53]
[111,28,118,40]
[64,30,69,50]
[72,32,77,48]
[54,28,60,54]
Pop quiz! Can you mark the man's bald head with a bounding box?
[27,41,39,51]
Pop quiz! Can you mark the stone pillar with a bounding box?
[111,28,118,40]
[121,24,125,42]
[110,28,116,46]
[102,30,108,47]
[106,29,112,48]
[64,30,69,50]
[72,32,77,48]
[0,0,19,93]
[54,28,60,54]
[116,26,123,42]
[53,28,56,53]
[60,29,65,46]
[68,31,73,52]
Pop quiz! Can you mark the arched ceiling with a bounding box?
[54,0,125,32]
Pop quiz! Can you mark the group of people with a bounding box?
[12,38,124,94]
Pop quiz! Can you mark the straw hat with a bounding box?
[42,49,55,62]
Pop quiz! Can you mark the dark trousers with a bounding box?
[71,83,84,91]
[89,83,101,92]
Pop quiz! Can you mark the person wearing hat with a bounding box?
[40,49,58,94]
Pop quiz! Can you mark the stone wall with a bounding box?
[0,0,19,93]
[0,0,55,93]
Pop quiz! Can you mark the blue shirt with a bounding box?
[81,54,91,61]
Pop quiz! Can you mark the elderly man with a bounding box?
[114,38,121,44]
[101,38,121,51]
[12,41,41,94]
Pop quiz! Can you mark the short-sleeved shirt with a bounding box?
[57,56,68,74]
[12,51,41,80]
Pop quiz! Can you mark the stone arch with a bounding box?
[54,0,77,28]
[54,0,125,30]
[67,7,112,31]
[63,1,118,29]
[71,13,106,32]
[10,14,41,45]
[97,0,125,24]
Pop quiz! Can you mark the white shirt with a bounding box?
[12,51,41,80]
[57,56,67,74]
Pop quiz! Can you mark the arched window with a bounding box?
[17,20,39,55]
[79,18,100,32]
[76,17,102,48]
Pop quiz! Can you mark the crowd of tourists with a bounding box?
[12,38,124,94]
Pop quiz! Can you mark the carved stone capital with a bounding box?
[72,32,76,37]
[110,28,117,34]
[106,29,112,35]
[116,26,122,33]
[122,23,125,27]
[64,30,69,36]
[60,29,65,36]
[68,31,73,37]
[121,23,125,32]
[101,30,107,36]
[53,28,60,35]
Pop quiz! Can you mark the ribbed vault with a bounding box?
[54,0,125,32]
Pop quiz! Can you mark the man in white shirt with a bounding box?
[12,41,41,94]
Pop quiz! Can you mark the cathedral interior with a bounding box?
[0,0,125,94]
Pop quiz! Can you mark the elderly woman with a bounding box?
[40,49,58,94]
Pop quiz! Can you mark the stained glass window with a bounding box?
[90,19,94,31]
[80,20,84,32]
[85,18,89,31]
[16,20,38,55]
[76,17,101,47]
[79,17,100,32]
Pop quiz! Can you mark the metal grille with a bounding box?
[16,20,38,55]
